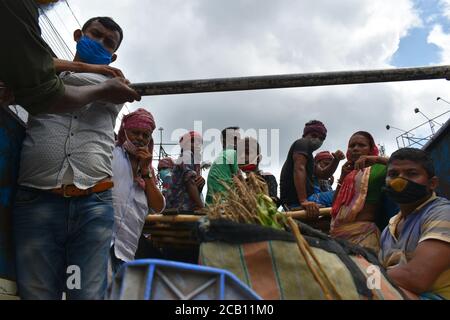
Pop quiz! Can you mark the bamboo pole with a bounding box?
[285,207,332,220]
[145,208,332,224]
[131,65,450,96]
[146,214,202,223]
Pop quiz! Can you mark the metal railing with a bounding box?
[130,65,450,96]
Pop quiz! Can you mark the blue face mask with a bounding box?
[76,35,113,65]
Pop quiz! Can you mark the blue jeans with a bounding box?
[109,245,125,275]
[13,186,114,300]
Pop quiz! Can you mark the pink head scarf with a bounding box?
[117,108,156,189]
[117,108,156,152]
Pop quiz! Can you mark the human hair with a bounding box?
[350,131,376,150]
[221,126,240,148]
[388,148,435,177]
[221,126,240,140]
[243,137,261,155]
[82,17,123,50]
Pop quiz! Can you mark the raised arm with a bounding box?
[315,150,346,179]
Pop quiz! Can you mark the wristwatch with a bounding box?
[141,171,153,179]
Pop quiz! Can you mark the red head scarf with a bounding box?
[314,151,333,163]
[303,120,327,140]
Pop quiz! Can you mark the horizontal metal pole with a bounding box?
[131,65,450,96]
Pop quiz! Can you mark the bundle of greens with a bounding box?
[206,173,286,230]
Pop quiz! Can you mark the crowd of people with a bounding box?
[0,1,448,300]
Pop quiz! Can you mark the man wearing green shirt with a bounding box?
[206,127,241,204]
[0,0,140,115]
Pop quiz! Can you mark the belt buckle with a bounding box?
[63,185,72,198]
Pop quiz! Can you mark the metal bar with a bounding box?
[131,65,450,96]
[401,110,450,135]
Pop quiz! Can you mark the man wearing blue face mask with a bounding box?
[379,148,450,300]
[12,17,135,300]
[280,120,345,218]
[0,1,140,115]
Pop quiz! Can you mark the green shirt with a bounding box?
[205,149,239,204]
[0,0,64,115]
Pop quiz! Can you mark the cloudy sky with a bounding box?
[40,0,450,181]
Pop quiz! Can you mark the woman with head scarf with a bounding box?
[330,131,389,253]
[157,157,175,196]
[111,108,165,273]
[165,131,205,212]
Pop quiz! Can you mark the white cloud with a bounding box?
[440,0,450,19]
[428,24,450,62]
[425,0,450,64]
[44,0,449,182]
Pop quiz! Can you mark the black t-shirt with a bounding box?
[259,172,278,199]
[279,138,315,206]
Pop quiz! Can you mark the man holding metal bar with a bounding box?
[0,0,140,115]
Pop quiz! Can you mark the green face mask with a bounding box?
[159,169,172,181]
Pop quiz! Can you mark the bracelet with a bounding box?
[141,171,153,180]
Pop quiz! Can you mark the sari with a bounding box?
[330,164,387,252]
[330,132,386,253]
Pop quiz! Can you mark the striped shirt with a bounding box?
[17,72,123,190]
[379,194,450,299]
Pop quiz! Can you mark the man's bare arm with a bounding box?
[293,153,309,204]
[293,153,320,217]
[143,175,165,213]
[186,179,204,209]
[315,150,345,179]
[45,77,140,114]
[53,58,125,78]
[387,239,450,294]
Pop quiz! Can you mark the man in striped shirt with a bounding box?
[379,148,450,299]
